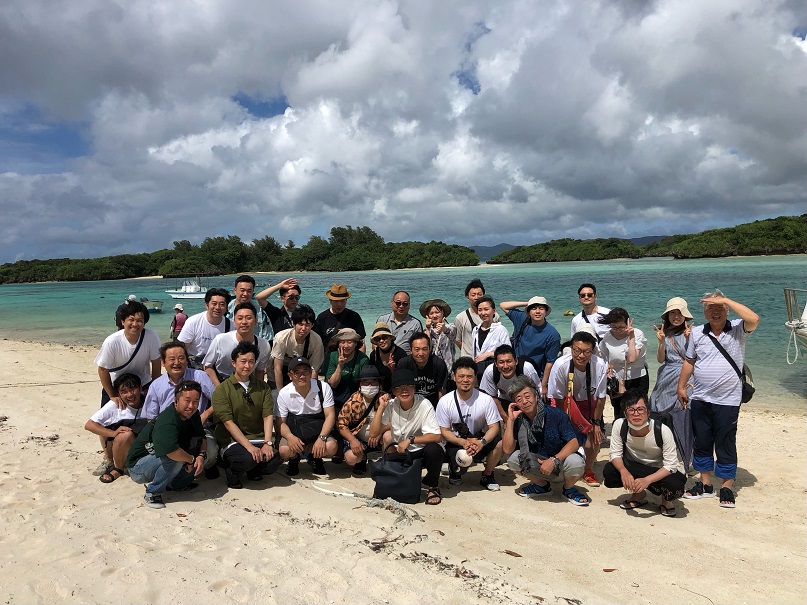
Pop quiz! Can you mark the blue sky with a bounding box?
[0,0,805,263]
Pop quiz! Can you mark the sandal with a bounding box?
[683,481,714,499]
[425,487,442,505]
[619,499,648,510]
[562,486,591,506]
[517,482,552,498]
[99,467,124,484]
[659,504,677,517]
[719,487,736,508]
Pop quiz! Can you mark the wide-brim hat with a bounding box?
[526,295,551,315]
[173,304,184,311]
[662,297,693,320]
[333,327,363,342]
[370,321,393,343]
[325,284,351,300]
[419,298,451,318]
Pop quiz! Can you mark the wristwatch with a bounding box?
[408,434,416,443]
[319,435,328,442]
[480,438,488,446]
[197,451,207,460]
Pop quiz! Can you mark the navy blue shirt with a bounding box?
[512,406,578,457]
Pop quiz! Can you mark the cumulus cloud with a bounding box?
[0,0,804,262]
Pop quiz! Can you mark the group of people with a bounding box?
[88,276,758,515]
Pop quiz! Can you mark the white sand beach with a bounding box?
[0,339,805,604]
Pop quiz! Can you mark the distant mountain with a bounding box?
[472,243,515,262]
[629,235,667,246]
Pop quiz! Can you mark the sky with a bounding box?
[1,0,805,263]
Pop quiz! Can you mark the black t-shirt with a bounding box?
[368,345,408,392]
[397,355,448,407]
[264,301,294,336]
[313,308,366,349]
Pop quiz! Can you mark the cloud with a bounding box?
[0,0,805,262]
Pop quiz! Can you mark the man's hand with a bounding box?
[349,438,364,457]
[287,434,305,454]
[112,425,133,438]
[396,438,412,454]
[247,444,263,463]
[464,438,481,456]
[311,438,327,458]
[539,457,556,476]
[260,443,274,461]
[508,403,522,423]
[620,468,635,491]
[111,396,126,411]
[368,434,381,448]
[590,424,603,447]
[677,385,689,406]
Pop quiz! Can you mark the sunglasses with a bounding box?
[579,293,595,299]
[393,301,409,306]
[285,294,300,300]
[243,388,255,407]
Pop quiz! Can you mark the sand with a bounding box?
[0,339,805,605]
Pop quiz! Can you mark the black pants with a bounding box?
[408,442,444,488]
[690,399,740,479]
[603,457,686,501]
[610,373,650,419]
[445,435,501,473]
[222,443,283,478]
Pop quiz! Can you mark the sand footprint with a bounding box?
[208,579,252,603]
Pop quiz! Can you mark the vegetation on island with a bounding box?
[487,215,807,264]
[0,226,479,284]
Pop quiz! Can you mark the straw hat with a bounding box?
[370,322,393,344]
[419,298,451,318]
[526,296,552,315]
[325,284,351,300]
[662,297,693,320]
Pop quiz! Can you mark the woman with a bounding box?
[368,322,407,392]
[597,307,648,419]
[326,328,369,413]
[420,298,457,373]
[471,296,510,379]
[649,297,694,471]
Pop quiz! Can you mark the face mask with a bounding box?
[360,385,379,397]
[627,420,649,431]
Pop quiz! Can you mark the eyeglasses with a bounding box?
[571,347,593,357]
[625,407,647,415]
[286,295,300,300]
[393,300,410,307]
[243,388,255,407]
[290,368,311,378]
[579,293,595,299]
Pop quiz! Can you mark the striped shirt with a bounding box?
[685,319,749,407]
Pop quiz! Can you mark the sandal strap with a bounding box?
[563,487,589,503]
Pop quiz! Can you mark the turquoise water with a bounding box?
[1,255,805,406]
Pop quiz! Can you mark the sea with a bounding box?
[1,255,805,408]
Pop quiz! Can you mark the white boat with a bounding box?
[165,279,207,299]
[784,288,807,364]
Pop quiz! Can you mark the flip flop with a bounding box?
[619,499,648,510]
[659,504,677,517]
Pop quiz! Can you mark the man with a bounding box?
[397,332,448,407]
[143,341,218,476]
[213,341,282,488]
[436,357,503,490]
[203,302,271,386]
[502,375,590,506]
[678,290,759,509]
[227,275,273,341]
[255,277,302,337]
[479,344,541,420]
[499,296,561,396]
[603,390,686,517]
[453,279,498,358]
[271,305,324,390]
[545,331,608,488]
[369,369,444,505]
[336,365,385,476]
[569,283,611,341]
[313,284,366,355]
[177,287,233,367]
[170,304,187,341]
[275,357,338,476]
[376,291,423,354]
[84,373,147,483]
[126,380,207,509]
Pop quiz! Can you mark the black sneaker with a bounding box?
[246,469,263,481]
[448,468,463,485]
[286,457,300,477]
[479,472,500,491]
[204,465,220,480]
[353,459,367,476]
[310,458,327,475]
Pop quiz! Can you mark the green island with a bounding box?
[487,215,807,264]
[0,226,479,284]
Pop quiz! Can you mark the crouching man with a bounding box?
[502,376,590,506]
[602,390,686,517]
[126,380,207,509]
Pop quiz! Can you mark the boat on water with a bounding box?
[140,297,164,313]
[164,278,208,299]
[784,287,807,364]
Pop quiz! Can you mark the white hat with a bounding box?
[662,297,693,320]
[173,304,184,311]
[526,296,551,315]
[574,323,598,339]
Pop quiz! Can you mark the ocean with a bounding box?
[1,255,805,407]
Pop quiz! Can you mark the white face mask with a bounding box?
[627,420,649,431]
[360,385,379,397]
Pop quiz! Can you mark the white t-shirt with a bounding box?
[610,418,682,474]
[275,379,334,418]
[598,328,648,380]
[202,332,271,377]
[380,395,441,452]
[479,360,541,401]
[546,353,608,401]
[570,306,612,339]
[89,401,143,427]
[94,328,161,386]
[435,389,500,436]
[177,312,233,358]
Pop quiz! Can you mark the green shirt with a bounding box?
[126,405,204,468]
[212,375,274,447]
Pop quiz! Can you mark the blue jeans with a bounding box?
[128,454,195,495]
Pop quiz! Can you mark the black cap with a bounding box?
[288,357,312,372]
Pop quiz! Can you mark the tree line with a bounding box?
[0,226,479,284]
[487,215,807,264]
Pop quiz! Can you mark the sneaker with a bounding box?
[683,481,714,500]
[448,468,463,485]
[143,493,165,509]
[204,465,220,480]
[310,458,326,475]
[480,472,500,491]
[352,459,367,476]
[92,460,113,476]
[583,470,600,487]
[286,458,300,477]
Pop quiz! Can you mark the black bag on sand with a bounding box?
[369,444,423,504]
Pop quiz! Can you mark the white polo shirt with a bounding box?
[274,379,334,418]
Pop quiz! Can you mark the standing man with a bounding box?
[271,305,324,390]
[255,277,302,336]
[678,290,759,509]
[436,357,503,490]
[177,287,232,367]
[397,332,448,407]
[499,296,561,397]
[170,304,187,341]
[570,283,611,341]
[203,302,271,386]
[227,275,273,341]
[453,279,498,358]
[479,344,541,420]
[313,284,367,354]
[376,291,423,355]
